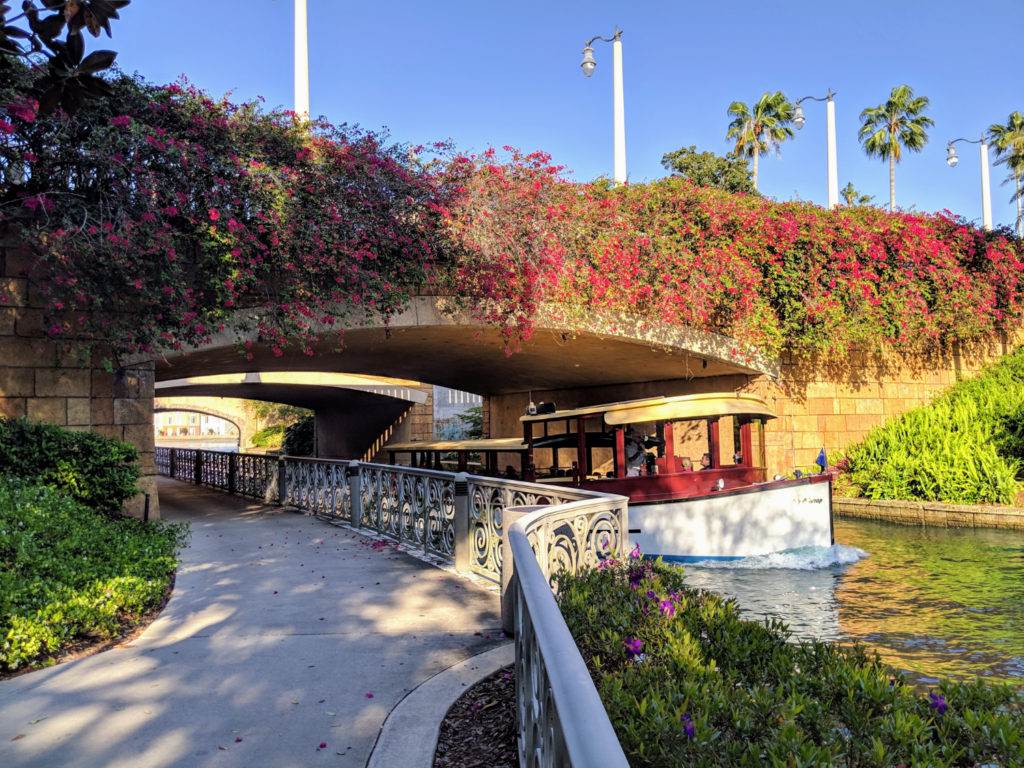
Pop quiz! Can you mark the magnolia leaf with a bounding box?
[78,48,114,73]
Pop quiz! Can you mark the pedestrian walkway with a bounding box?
[0,478,508,768]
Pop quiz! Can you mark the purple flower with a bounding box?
[659,600,675,617]
[624,637,643,659]
[646,590,657,599]
[630,542,641,560]
[928,692,947,715]
[681,714,695,740]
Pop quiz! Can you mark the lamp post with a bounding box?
[580,26,626,185]
[946,136,993,231]
[294,0,309,117]
[793,90,838,210]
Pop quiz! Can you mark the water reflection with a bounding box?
[682,518,1024,684]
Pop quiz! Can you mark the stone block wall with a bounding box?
[1,233,158,519]
[750,334,1022,473]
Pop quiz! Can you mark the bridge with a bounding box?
[155,372,437,458]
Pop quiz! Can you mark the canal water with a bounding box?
[682,517,1024,684]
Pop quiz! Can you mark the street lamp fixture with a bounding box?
[579,26,625,185]
[793,90,838,210]
[946,136,992,230]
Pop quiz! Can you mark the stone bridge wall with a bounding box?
[1,234,158,519]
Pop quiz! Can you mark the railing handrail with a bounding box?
[509,500,630,767]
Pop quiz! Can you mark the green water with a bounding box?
[683,517,1024,684]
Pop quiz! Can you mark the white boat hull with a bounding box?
[628,477,833,562]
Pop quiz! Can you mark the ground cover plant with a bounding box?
[0,479,188,672]
[0,416,141,512]
[837,346,1024,504]
[556,551,1023,767]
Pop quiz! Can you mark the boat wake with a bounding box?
[691,543,868,571]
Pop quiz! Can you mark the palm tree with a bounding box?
[726,91,795,191]
[858,85,933,213]
[987,111,1024,237]
[840,181,874,207]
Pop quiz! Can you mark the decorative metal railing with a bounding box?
[154,447,278,500]
[155,446,631,765]
[510,500,631,767]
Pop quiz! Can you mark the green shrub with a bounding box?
[283,415,314,456]
[249,423,286,448]
[838,347,1024,505]
[0,480,188,672]
[0,417,141,512]
[556,555,1023,767]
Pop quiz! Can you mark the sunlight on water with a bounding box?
[682,518,1024,684]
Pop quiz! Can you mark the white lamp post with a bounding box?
[580,26,626,185]
[294,0,309,117]
[793,90,839,210]
[946,136,993,231]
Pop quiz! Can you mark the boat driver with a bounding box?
[626,429,647,476]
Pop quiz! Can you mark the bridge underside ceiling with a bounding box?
[154,382,416,416]
[155,320,775,397]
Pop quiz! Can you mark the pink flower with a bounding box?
[365,691,373,698]
[209,208,221,221]
[318,742,327,749]
[109,116,131,127]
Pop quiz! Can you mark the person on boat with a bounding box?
[626,429,648,476]
[680,457,693,471]
[503,465,519,480]
[699,452,712,470]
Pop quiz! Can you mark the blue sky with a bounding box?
[112,1,1023,229]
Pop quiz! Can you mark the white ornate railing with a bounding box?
[509,500,630,767]
[156,447,631,765]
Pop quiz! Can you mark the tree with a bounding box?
[840,181,874,207]
[660,145,757,194]
[0,1,128,116]
[726,91,795,191]
[858,85,933,213]
[987,111,1024,237]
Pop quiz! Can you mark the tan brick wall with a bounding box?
[750,332,1023,474]
[1,236,158,519]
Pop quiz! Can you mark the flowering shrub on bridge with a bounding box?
[435,149,1024,358]
[4,62,1022,363]
[1,66,440,364]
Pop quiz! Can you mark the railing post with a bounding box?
[169,448,177,479]
[278,457,288,505]
[227,452,237,495]
[454,472,470,573]
[194,449,202,486]
[348,460,362,529]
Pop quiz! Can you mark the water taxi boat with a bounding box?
[388,392,833,562]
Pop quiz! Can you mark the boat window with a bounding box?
[673,418,709,467]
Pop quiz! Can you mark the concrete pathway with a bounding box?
[0,478,508,768]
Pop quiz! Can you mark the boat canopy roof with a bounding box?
[520,392,776,426]
[386,437,528,453]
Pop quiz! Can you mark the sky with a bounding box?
[109,1,1024,230]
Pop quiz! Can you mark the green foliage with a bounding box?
[726,91,795,190]
[246,401,312,425]
[0,417,141,512]
[660,145,757,195]
[249,424,286,449]
[839,347,1024,504]
[858,85,933,212]
[282,415,315,456]
[557,556,1024,767]
[840,181,875,207]
[0,480,188,672]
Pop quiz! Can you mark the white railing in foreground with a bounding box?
[510,499,631,767]
[156,447,631,766]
